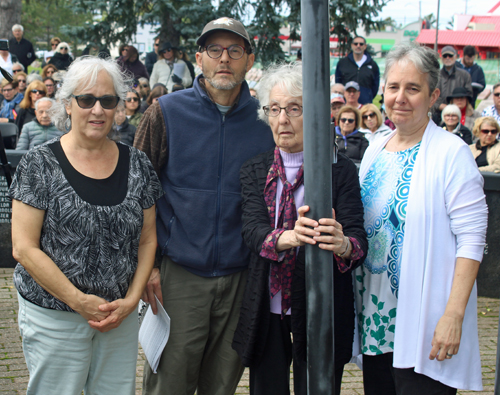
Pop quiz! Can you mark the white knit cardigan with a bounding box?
[359,120,488,390]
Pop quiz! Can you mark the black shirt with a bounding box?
[8,38,36,69]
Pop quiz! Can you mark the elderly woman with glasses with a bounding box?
[335,105,369,162]
[469,116,500,173]
[49,42,74,71]
[150,42,192,92]
[359,103,392,144]
[441,104,473,144]
[232,62,367,395]
[10,56,163,394]
[355,43,487,395]
[16,80,47,133]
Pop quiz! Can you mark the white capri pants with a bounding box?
[17,292,138,395]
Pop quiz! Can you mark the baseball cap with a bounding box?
[331,94,345,104]
[345,81,360,91]
[197,17,252,52]
[441,46,457,56]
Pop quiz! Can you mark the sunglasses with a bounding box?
[362,112,376,120]
[481,129,498,135]
[51,43,58,47]
[340,118,355,124]
[154,43,159,47]
[12,69,22,73]
[493,93,500,97]
[142,84,149,88]
[17,79,26,83]
[352,42,365,46]
[126,97,140,102]
[442,53,454,58]
[72,94,120,109]
[31,89,46,95]
[60,47,68,50]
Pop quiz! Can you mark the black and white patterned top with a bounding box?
[9,137,164,312]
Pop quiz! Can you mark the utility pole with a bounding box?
[301,0,335,393]
[434,0,441,52]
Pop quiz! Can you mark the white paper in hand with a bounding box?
[138,296,171,374]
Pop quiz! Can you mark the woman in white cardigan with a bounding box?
[149,42,192,92]
[355,43,488,395]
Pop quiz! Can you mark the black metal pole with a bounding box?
[301,0,334,393]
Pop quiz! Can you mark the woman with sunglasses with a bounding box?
[48,42,74,71]
[150,42,192,92]
[359,103,392,144]
[16,80,47,134]
[41,64,58,80]
[233,63,367,395]
[469,116,500,172]
[13,71,27,95]
[125,90,143,127]
[10,56,163,394]
[335,105,368,163]
[0,78,23,128]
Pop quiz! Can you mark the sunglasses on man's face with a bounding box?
[442,53,454,58]
[352,42,365,46]
[493,93,500,97]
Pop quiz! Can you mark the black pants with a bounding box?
[363,353,457,395]
[250,313,344,395]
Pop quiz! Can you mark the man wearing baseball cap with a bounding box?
[431,45,472,124]
[135,17,274,395]
[344,81,362,109]
[331,93,345,124]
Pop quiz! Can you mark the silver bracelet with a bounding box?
[337,237,350,258]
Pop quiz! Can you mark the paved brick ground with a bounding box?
[1,267,498,394]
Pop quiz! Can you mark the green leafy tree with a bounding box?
[63,0,387,64]
[21,0,93,51]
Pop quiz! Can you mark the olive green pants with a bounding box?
[142,256,247,395]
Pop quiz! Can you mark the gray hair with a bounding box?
[12,24,23,32]
[441,104,461,122]
[492,82,500,93]
[12,62,24,71]
[56,42,71,53]
[50,56,132,131]
[384,43,440,95]
[27,74,43,84]
[256,62,302,124]
[138,77,149,85]
[35,97,55,111]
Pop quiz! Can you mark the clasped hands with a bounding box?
[278,205,349,256]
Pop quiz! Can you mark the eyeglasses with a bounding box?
[481,129,498,135]
[362,112,376,120]
[493,93,500,97]
[45,84,54,88]
[352,42,365,46]
[31,89,46,95]
[1,88,13,93]
[263,104,303,117]
[444,114,458,117]
[17,79,26,83]
[203,44,246,60]
[126,97,140,102]
[12,69,22,73]
[142,84,149,88]
[51,43,58,47]
[442,53,454,58]
[60,47,68,50]
[71,94,120,109]
[339,118,355,124]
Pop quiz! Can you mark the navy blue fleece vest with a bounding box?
[157,76,274,277]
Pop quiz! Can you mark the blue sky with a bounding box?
[379,0,497,29]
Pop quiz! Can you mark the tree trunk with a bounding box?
[0,0,22,40]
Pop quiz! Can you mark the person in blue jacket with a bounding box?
[335,36,380,105]
[456,45,486,107]
[134,17,275,395]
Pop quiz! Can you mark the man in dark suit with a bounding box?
[145,36,160,76]
[8,24,36,71]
